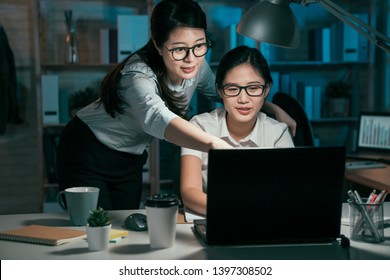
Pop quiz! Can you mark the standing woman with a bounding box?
[57,0,295,210]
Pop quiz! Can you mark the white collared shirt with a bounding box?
[181,107,295,191]
[77,54,216,154]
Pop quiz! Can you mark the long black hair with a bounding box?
[215,46,273,89]
[99,0,208,118]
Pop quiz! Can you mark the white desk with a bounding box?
[0,203,389,260]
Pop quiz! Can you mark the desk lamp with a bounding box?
[237,0,390,53]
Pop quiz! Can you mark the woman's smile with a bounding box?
[236,107,252,115]
[181,65,196,74]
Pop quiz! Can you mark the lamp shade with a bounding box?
[237,0,300,48]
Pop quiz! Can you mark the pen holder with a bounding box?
[348,198,385,243]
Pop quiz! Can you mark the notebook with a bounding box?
[194,146,346,245]
[0,225,86,246]
[347,112,390,163]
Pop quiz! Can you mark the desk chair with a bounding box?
[272,92,315,147]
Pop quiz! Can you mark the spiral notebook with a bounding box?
[0,225,86,246]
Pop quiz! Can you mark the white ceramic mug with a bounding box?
[57,187,99,226]
[145,193,179,249]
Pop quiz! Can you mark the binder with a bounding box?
[331,22,343,61]
[41,75,59,124]
[225,24,237,52]
[268,71,280,101]
[100,28,118,64]
[117,15,149,62]
[304,85,314,120]
[312,86,323,120]
[309,27,331,62]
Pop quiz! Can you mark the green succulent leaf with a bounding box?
[87,207,112,227]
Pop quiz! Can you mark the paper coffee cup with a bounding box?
[145,193,179,249]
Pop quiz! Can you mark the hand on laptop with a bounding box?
[209,137,232,150]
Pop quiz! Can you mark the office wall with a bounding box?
[0,0,43,214]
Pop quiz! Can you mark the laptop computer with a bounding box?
[194,146,346,246]
[347,112,390,163]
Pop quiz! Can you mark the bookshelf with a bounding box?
[198,1,375,150]
[34,0,155,193]
[264,32,371,149]
[36,0,151,125]
[33,0,378,197]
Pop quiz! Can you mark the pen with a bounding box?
[348,190,381,239]
[367,189,376,204]
[347,190,359,204]
[379,191,388,203]
[354,190,363,203]
[370,194,378,204]
[366,190,377,210]
[373,190,388,204]
[373,190,386,204]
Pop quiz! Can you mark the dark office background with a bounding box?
[0,0,389,214]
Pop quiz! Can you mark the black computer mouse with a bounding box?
[124,213,148,231]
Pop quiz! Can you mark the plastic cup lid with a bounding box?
[144,193,179,208]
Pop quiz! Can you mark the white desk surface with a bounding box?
[0,203,389,260]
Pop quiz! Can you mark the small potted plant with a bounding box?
[325,80,351,117]
[86,207,112,251]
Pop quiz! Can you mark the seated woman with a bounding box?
[180,46,295,216]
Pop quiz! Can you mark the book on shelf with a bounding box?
[304,85,313,120]
[0,225,86,246]
[41,75,59,124]
[289,80,297,100]
[356,13,369,62]
[328,15,369,62]
[297,85,323,120]
[225,24,238,52]
[117,15,149,62]
[268,71,280,101]
[260,42,275,62]
[342,13,369,62]
[280,73,291,94]
[312,86,323,120]
[100,28,118,64]
[343,20,359,62]
[308,27,331,62]
[331,22,343,61]
[224,23,258,52]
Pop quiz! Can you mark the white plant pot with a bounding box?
[86,224,111,251]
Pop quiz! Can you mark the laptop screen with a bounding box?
[357,112,390,152]
[204,147,346,245]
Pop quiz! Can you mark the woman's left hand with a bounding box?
[263,101,297,136]
[274,108,297,137]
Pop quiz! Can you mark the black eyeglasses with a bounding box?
[164,42,211,61]
[220,84,267,97]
